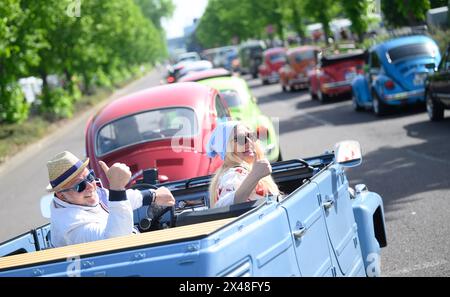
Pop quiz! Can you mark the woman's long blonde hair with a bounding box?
[208,125,279,207]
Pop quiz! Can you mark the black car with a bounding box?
[238,41,266,78]
[426,45,450,121]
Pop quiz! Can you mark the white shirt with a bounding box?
[215,166,268,208]
[50,188,145,247]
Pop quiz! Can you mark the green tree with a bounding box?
[381,0,431,27]
[287,0,306,41]
[304,0,340,45]
[429,0,448,8]
[341,0,371,42]
[196,0,262,47]
[0,0,46,123]
[134,0,175,29]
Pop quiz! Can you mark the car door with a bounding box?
[313,164,364,276]
[281,182,334,276]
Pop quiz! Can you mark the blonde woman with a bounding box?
[207,121,280,208]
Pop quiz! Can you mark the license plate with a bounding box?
[413,73,427,86]
[345,71,356,81]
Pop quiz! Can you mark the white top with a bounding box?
[214,166,268,208]
[50,188,144,247]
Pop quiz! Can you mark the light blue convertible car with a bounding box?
[0,141,386,277]
[352,35,441,116]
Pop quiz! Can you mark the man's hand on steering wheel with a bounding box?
[154,187,175,207]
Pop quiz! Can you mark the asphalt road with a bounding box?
[0,69,449,276]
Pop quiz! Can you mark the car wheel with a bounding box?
[252,72,258,79]
[309,84,317,100]
[372,90,387,116]
[352,91,363,111]
[426,91,444,121]
[318,88,328,103]
[282,84,287,92]
[262,79,269,85]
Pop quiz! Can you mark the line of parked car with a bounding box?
[247,35,448,121]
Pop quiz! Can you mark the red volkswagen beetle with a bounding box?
[85,83,230,186]
[258,47,286,85]
[308,50,366,102]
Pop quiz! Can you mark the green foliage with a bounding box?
[341,0,370,42]
[0,0,168,123]
[381,0,430,27]
[430,29,450,53]
[303,0,340,44]
[134,0,175,29]
[0,84,30,124]
[430,0,448,8]
[39,87,74,121]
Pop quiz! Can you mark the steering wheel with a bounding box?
[129,183,175,231]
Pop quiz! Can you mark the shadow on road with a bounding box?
[257,89,307,104]
[279,102,429,135]
[346,119,450,220]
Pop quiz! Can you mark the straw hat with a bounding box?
[46,151,89,192]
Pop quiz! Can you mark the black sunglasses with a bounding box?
[233,132,257,146]
[60,170,96,193]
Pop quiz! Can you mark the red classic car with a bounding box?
[308,50,366,102]
[85,83,230,186]
[279,46,321,91]
[258,47,286,84]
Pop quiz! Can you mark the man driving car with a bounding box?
[46,151,175,247]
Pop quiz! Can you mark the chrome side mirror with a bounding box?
[334,140,362,167]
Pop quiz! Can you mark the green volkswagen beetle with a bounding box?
[181,70,281,162]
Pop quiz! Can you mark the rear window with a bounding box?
[219,89,246,107]
[295,50,315,63]
[96,107,198,156]
[387,43,436,63]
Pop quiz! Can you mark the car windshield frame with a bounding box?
[95,106,200,157]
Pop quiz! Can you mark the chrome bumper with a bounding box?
[383,89,424,101]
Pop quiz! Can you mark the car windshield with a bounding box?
[96,107,198,156]
[269,53,286,63]
[387,43,436,63]
[295,50,315,62]
[219,89,246,107]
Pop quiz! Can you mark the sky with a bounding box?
[162,0,209,39]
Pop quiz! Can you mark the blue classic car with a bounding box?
[352,35,441,116]
[0,141,386,277]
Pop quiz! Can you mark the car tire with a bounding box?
[262,79,269,85]
[318,88,328,103]
[372,89,387,116]
[282,84,287,92]
[309,84,317,100]
[426,91,444,121]
[252,72,258,79]
[352,91,363,111]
